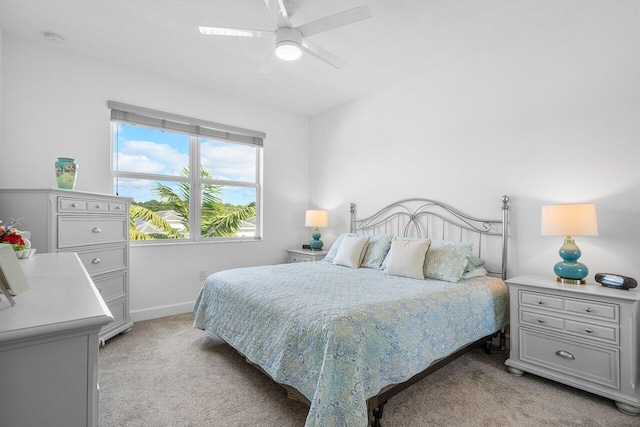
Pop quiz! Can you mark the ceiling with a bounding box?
[0,0,609,116]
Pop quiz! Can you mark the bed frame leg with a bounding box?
[484,338,492,355]
[499,329,506,351]
[371,402,386,427]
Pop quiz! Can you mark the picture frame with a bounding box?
[0,244,30,306]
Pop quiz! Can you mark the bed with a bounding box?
[194,196,511,427]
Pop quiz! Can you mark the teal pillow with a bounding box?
[465,255,485,273]
[423,239,473,283]
[361,234,393,269]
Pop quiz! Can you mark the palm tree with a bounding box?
[129,167,256,240]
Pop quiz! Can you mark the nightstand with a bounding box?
[505,274,640,415]
[285,249,328,263]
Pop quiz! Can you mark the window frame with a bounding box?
[110,104,263,245]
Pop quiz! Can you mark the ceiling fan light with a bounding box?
[275,41,302,61]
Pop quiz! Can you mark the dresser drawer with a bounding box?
[72,246,127,276]
[107,298,125,324]
[521,291,564,310]
[58,198,87,212]
[565,319,618,344]
[519,328,619,389]
[566,299,618,322]
[101,298,127,335]
[58,197,113,213]
[109,203,127,213]
[87,202,108,212]
[58,217,127,248]
[94,272,126,301]
[521,310,564,331]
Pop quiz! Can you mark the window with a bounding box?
[109,101,263,243]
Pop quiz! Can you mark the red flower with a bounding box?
[2,233,25,246]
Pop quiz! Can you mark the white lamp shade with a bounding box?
[541,204,598,236]
[305,210,328,228]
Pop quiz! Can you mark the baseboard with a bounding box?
[130,301,195,322]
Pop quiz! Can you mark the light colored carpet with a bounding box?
[99,313,640,426]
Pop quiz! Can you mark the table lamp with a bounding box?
[541,203,598,284]
[305,210,328,250]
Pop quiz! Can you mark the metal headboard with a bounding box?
[350,195,510,279]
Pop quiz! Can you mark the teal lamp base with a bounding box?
[310,227,323,250]
[554,236,588,284]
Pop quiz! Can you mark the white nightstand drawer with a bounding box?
[58,217,127,248]
[521,291,564,310]
[286,249,328,263]
[520,328,619,390]
[566,299,618,322]
[520,310,564,331]
[565,319,618,344]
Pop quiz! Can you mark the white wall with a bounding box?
[0,36,310,320]
[0,27,3,160]
[310,5,640,281]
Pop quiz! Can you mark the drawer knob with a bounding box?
[97,287,102,293]
[585,328,593,334]
[96,204,102,209]
[538,300,544,305]
[585,307,592,313]
[72,203,78,208]
[92,257,102,264]
[555,350,575,360]
[116,206,121,210]
[92,227,102,233]
[537,318,544,324]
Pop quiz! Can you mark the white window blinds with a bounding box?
[108,101,265,147]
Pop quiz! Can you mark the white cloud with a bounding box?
[117,140,189,176]
[200,141,255,182]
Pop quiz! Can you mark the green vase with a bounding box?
[55,157,78,190]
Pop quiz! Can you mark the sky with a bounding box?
[113,124,257,206]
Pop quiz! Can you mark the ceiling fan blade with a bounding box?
[296,5,372,38]
[257,52,278,74]
[301,38,346,69]
[199,26,274,38]
[263,0,292,28]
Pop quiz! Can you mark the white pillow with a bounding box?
[384,238,431,279]
[333,235,370,268]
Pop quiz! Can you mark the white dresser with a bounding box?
[505,275,640,415]
[0,253,113,427]
[0,188,132,344]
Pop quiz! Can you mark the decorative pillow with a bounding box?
[423,239,473,283]
[462,266,488,279]
[333,236,370,268]
[465,255,485,273]
[380,236,422,270]
[361,234,393,269]
[384,238,431,280]
[323,233,350,263]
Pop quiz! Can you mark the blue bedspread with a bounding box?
[193,261,508,427]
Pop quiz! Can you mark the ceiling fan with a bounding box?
[199,0,372,72]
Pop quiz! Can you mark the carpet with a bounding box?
[99,313,639,426]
